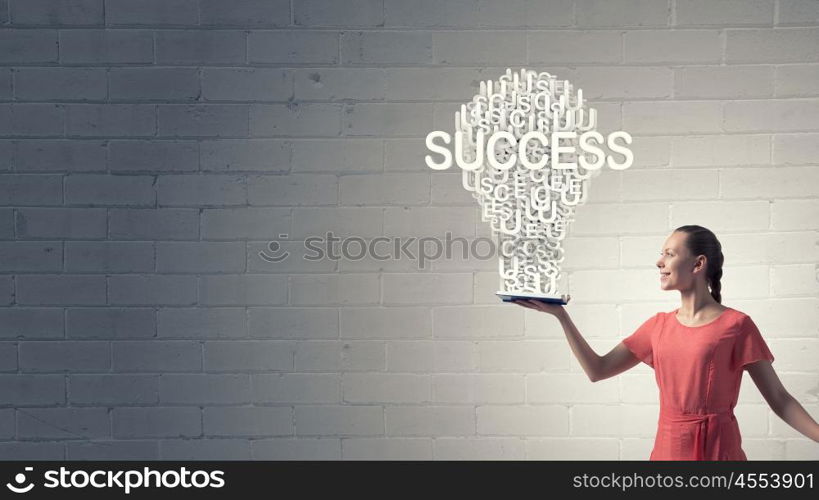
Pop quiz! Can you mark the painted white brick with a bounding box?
[157,308,246,339]
[385,138,433,173]
[247,308,338,339]
[726,28,819,63]
[247,174,338,206]
[672,134,771,167]
[430,173,478,206]
[624,30,721,63]
[621,437,656,460]
[773,133,819,165]
[204,340,294,371]
[723,166,819,199]
[767,339,819,371]
[623,168,718,201]
[771,264,819,295]
[199,0,289,27]
[160,439,251,460]
[295,405,383,436]
[734,404,771,437]
[199,274,288,306]
[292,207,383,239]
[670,201,770,231]
[620,373,660,404]
[290,273,380,306]
[435,437,526,459]
[433,305,524,338]
[724,99,819,132]
[730,298,819,338]
[719,232,818,266]
[571,404,659,437]
[623,101,723,134]
[388,340,478,373]
[784,439,819,460]
[383,67,501,101]
[570,203,669,236]
[342,438,432,459]
[433,31,527,65]
[569,66,672,99]
[342,373,431,403]
[720,265,771,299]
[433,373,525,404]
[252,373,341,403]
[341,31,432,64]
[252,438,341,460]
[775,64,819,97]
[675,0,774,26]
[343,103,434,137]
[248,31,339,64]
[526,437,620,459]
[295,68,386,101]
[292,139,383,174]
[528,31,622,64]
[528,372,620,402]
[340,173,430,206]
[570,268,669,303]
[159,374,251,405]
[203,406,292,437]
[296,0,384,26]
[251,103,342,137]
[477,405,569,436]
[577,0,668,27]
[675,66,773,98]
[628,136,671,169]
[294,340,386,372]
[385,406,475,436]
[341,306,431,339]
[382,273,473,305]
[477,340,571,372]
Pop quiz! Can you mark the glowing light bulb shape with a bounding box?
[424,68,635,304]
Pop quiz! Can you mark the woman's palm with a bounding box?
[512,296,570,316]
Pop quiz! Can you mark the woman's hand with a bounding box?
[512,295,570,318]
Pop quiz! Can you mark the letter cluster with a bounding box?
[425,68,634,297]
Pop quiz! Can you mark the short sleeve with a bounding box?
[732,315,774,371]
[623,313,661,369]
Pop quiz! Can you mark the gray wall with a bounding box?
[0,0,817,460]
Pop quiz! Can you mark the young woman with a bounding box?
[515,225,819,460]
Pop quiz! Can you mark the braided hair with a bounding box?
[673,225,724,304]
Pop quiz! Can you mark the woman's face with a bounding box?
[656,231,703,291]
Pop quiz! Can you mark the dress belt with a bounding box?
[658,407,736,460]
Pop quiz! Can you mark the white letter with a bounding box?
[455,130,485,171]
[519,131,549,170]
[44,470,59,488]
[606,131,634,170]
[425,131,452,170]
[551,131,577,169]
[578,131,606,170]
[487,131,517,170]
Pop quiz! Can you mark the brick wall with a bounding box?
[0,0,817,460]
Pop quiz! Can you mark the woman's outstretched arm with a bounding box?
[747,360,819,442]
[514,299,640,382]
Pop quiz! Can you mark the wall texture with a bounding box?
[0,0,817,460]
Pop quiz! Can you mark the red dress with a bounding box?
[623,306,775,460]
